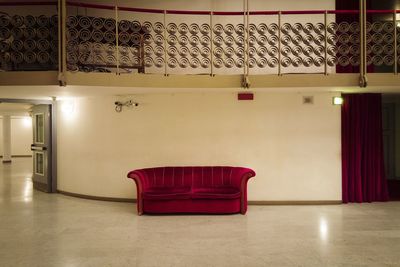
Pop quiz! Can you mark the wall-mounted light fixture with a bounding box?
[114,100,139,113]
[332,96,344,105]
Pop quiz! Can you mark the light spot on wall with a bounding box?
[22,117,32,128]
[60,98,76,120]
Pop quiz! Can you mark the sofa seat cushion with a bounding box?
[192,187,241,199]
[143,187,191,200]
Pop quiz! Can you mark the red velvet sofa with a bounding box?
[127,166,256,215]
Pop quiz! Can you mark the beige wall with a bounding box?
[0,117,32,156]
[57,91,342,201]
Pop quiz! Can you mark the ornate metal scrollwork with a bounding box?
[0,14,58,71]
[366,22,396,68]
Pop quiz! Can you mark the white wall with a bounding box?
[0,117,32,156]
[57,92,342,201]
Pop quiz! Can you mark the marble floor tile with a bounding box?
[1,158,400,267]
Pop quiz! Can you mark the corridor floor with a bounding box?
[1,158,400,266]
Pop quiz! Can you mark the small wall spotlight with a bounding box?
[332,96,344,105]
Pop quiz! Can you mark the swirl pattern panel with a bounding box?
[366,21,397,71]
[280,22,327,71]
[0,14,58,71]
[64,17,362,74]
[62,11,398,75]
[3,5,400,75]
[327,21,360,69]
[67,15,118,72]
[142,20,165,70]
[398,25,400,68]
[211,23,243,72]
[166,21,211,73]
[248,22,279,71]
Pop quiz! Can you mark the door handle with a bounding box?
[31,145,47,151]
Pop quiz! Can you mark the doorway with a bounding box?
[382,95,400,200]
[0,99,57,193]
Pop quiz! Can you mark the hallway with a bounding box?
[1,159,400,266]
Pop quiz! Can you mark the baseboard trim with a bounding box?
[58,190,136,203]
[57,190,341,205]
[248,200,342,205]
[0,155,32,158]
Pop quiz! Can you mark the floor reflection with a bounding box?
[0,158,33,203]
[23,177,33,202]
[319,216,328,242]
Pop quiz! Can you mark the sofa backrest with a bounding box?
[138,166,247,188]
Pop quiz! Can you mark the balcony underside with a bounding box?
[1,72,400,92]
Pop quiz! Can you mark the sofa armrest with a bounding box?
[127,170,149,215]
[240,172,255,214]
[230,168,256,215]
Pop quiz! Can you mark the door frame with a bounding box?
[0,98,57,192]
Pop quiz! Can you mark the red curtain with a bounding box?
[342,93,389,203]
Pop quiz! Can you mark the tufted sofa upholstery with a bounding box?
[127,166,256,215]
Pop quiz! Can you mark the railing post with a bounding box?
[163,10,168,76]
[58,0,67,86]
[115,6,119,75]
[246,0,250,77]
[324,10,328,75]
[57,0,61,75]
[359,0,363,80]
[243,0,246,78]
[278,11,281,76]
[359,0,367,87]
[394,10,398,75]
[363,0,367,77]
[210,11,213,76]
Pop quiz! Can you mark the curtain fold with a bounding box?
[342,93,388,203]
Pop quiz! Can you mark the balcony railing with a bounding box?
[1,1,399,82]
[0,1,58,71]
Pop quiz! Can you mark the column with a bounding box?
[2,115,11,163]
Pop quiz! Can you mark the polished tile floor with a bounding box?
[1,158,400,267]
